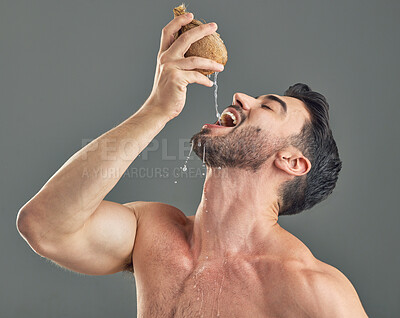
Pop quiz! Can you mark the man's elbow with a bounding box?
[16,204,33,238]
[16,203,49,256]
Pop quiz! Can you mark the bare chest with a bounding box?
[135,259,278,318]
[131,215,314,317]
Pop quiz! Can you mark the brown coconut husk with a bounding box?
[173,4,228,76]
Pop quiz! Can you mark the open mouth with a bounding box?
[202,107,242,131]
[214,108,240,127]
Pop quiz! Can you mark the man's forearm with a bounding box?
[18,100,169,235]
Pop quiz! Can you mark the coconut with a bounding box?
[173,4,228,76]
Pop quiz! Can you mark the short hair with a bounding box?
[277,83,342,216]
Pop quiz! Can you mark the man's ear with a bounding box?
[274,147,311,177]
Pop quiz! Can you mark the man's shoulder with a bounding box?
[124,201,189,225]
[288,259,351,295]
[279,257,368,317]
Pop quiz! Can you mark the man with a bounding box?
[17,13,368,317]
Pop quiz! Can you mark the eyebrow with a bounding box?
[255,95,287,114]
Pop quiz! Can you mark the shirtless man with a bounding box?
[17,13,368,317]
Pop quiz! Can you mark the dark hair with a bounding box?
[277,83,342,216]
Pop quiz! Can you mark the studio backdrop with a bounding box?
[1,0,399,317]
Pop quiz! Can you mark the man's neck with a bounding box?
[189,166,282,261]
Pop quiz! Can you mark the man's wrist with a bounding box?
[136,98,172,129]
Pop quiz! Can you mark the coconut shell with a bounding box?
[173,4,228,76]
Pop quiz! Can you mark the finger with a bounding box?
[175,56,224,72]
[183,70,214,87]
[167,22,218,57]
[159,13,194,53]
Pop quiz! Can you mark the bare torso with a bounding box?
[130,203,338,318]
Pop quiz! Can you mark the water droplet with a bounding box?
[218,166,222,170]
[206,230,210,233]
[202,172,205,176]
[181,142,193,172]
[174,181,178,184]
[216,273,225,317]
[205,256,209,259]
[202,142,206,164]
[205,210,208,213]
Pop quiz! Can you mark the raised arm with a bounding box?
[16,13,224,275]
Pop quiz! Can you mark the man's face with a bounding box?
[191,92,311,171]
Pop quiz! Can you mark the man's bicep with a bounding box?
[42,200,140,275]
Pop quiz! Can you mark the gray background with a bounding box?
[1,0,399,317]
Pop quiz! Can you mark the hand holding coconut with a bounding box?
[145,7,226,121]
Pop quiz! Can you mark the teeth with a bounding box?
[222,111,237,125]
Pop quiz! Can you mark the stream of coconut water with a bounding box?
[212,72,221,124]
[175,72,220,183]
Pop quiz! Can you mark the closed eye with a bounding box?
[261,105,272,110]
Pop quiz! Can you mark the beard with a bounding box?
[190,107,288,172]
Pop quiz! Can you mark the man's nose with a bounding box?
[232,93,256,111]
